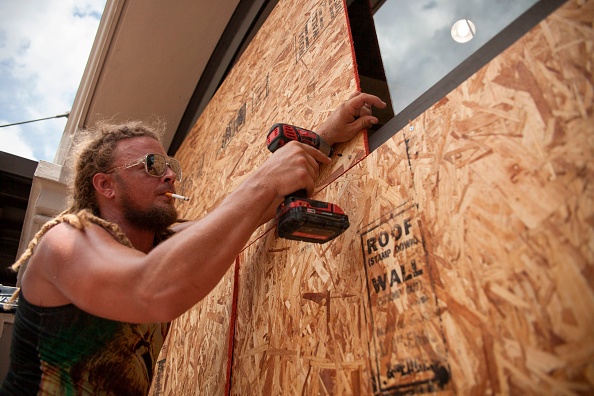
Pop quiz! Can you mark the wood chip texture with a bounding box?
[151,0,594,395]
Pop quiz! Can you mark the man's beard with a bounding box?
[119,184,178,231]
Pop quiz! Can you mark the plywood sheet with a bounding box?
[398,1,594,392]
[230,0,594,394]
[231,140,412,394]
[174,0,363,240]
[152,0,360,394]
[150,264,236,395]
[156,0,593,395]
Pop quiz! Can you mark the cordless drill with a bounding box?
[266,123,350,244]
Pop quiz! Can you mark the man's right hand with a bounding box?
[253,140,331,200]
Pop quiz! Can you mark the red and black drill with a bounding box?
[266,123,350,244]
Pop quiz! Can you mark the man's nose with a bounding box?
[163,164,177,183]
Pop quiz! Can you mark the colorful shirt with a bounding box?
[0,292,169,395]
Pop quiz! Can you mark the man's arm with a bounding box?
[23,92,385,324]
[22,142,329,323]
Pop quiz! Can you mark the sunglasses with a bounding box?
[108,153,182,182]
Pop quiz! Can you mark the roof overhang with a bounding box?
[15,0,275,276]
[55,0,241,163]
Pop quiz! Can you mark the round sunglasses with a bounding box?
[108,153,182,182]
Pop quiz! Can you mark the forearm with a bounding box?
[145,178,276,318]
[138,141,327,321]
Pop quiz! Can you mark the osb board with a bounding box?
[231,0,594,395]
[149,263,236,396]
[152,0,360,394]
[400,1,594,393]
[174,0,362,237]
[231,135,427,395]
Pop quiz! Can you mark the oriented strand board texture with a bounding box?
[232,0,594,395]
[150,267,236,395]
[151,0,359,394]
[232,137,415,395]
[174,0,361,230]
[401,2,594,393]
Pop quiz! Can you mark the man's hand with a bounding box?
[253,140,331,200]
[316,91,387,146]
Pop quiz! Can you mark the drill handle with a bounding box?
[289,189,308,198]
[266,123,330,199]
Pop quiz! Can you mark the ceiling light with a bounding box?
[451,19,476,43]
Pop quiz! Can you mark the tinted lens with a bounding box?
[168,158,182,181]
[146,154,167,176]
[146,154,182,181]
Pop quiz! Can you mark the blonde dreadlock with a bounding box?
[69,120,165,216]
[11,120,171,274]
[3,121,176,309]
[11,209,134,273]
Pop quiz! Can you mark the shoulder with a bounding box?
[21,220,131,307]
[39,220,115,250]
[33,221,81,258]
[20,222,87,306]
[29,220,128,273]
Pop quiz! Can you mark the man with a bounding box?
[1,92,385,394]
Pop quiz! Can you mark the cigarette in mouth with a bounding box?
[165,192,190,201]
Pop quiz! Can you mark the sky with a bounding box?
[0,0,107,162]
[373,0,538,114]
[0,0,538,163]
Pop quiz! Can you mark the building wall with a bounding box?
[152,0,594,394]
[150,0,359,394]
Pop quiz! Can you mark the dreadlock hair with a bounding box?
[10,120,168,275]
[69,120,164,216]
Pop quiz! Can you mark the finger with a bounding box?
[300,143,332,164]
[352,115,379,131]
[349,93,387,111]
[295,151,319,197]
[302,151,320,180]
[362,93,387,109]
[304,176,316,197]
[359,104,372,118]
[348,91,361,100]
[285,142,324,180]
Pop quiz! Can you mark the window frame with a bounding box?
[362,0,568,151]
[171,0,568,156]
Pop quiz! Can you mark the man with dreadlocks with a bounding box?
[1,92,385,395]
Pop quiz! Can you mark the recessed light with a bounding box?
[451,19,476,43]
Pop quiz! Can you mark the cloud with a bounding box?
[0,0,106,162]
[0,121,36,160]
[373,0,538,113]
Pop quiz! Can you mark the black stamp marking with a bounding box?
[359,203,450,395]
[220,74,270,152]
[295,0,344,62]
[221,102,247,150]
[251,73,270,110]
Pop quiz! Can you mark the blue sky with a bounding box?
[0,0,106,162]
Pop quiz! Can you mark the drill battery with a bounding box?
[275,195,350,244]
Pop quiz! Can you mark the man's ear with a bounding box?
[93,173,116,199]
